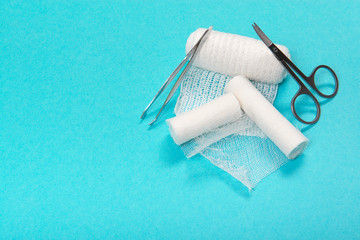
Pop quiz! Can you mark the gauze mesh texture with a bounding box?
[174,66,288,189]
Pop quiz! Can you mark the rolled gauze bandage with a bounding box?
[167,93,243,145]
[186,28,290,84]
[225,76,309,159]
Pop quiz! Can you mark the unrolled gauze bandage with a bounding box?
[167,93,243,145]
[186,28,290,84]
[225,76,309,159]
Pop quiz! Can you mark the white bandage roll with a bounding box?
[167,93,243,145]
[225,76,309,159]
[186,28,290,84]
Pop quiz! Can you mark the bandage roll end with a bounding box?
[287,141,308,160]
[167,93,244,145]
[225,75,309,159]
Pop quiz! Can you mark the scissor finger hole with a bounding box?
[294,94,318,123]
[313,67,337,96]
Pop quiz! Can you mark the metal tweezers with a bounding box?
[140,26,213,125]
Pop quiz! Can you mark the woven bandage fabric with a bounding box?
[186,28,290,84]
[167,93,243,145]
[171,29,293,189]
[225,76,309,159]
[174,66,290,189]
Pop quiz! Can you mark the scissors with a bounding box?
[252,23,339,124]
[141,26,213,125]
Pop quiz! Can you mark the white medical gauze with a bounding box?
[167,93,243,145]
[175,67,289,189]
[186,28,290,83]
[225,76,309,159]
[171,28,295,189]
[175,66,277,157]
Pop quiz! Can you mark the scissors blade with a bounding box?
[252,23,273,47]
[140,26,213,120]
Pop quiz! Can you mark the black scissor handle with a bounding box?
[291,87,321,124]
[307,65,339,98]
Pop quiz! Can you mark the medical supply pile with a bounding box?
[141,24,338,189]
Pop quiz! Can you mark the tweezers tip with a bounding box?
[140,108,148,119]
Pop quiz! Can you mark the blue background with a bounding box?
[1,0,360,239]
